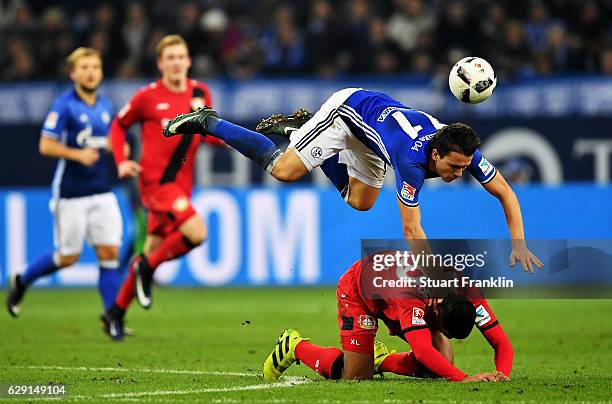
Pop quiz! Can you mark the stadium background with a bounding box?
[1,0,611,288]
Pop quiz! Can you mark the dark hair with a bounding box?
[438,294,476,339]
[430,123,481,157]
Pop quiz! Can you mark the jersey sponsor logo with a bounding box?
[475,304,492,327]
[311,146,323,158]
[478,156,493,176]
[412,307,426,326]
[172,196,190,213]
[377,106,399,122]
[156,102,170,110]
[76,126,107,149]
[401,181,416,201]
[44,111,59,130]
[118,102,131,118]
[358,315,376,330]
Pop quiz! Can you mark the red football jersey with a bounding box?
[345,256,514,379]
[110,79,221,208]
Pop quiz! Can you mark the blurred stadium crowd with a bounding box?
[1,0,611,81]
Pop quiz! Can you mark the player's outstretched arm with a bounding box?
[39,136,99,167]
[476,299,514,378]
[482,172,544,273]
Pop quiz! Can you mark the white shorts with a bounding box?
[50,192,122,256]
[287,88,387,188]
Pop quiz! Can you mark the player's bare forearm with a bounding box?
[483,173,524,240]
[396,198,455,291]
[39,136,98,166]
[397,199,431,253]
[483,173,543,272]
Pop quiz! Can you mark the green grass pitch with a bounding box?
[0,288,610,402]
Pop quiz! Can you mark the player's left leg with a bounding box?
[106,233,162,320]
[87,192,123,311]
[262,329,345,382]
[165,107,285,175]
[133,213,206,309]
[337,136,386,211]
[93,245,121,310]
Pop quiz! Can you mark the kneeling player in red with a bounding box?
[262,256,513,382]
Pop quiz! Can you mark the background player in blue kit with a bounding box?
[6,48,123,320]
[165,88,543,273]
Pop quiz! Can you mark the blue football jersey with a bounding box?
[41,89,114,199]
[339,89,496,206]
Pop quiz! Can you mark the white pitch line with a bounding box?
[7,365,312,401]
[17,370,310,402]
[13,365,259,377]
[98,376,310,399]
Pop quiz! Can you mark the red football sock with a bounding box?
[115,266,135,310]
[294,341,343,379]
[380,351,424,377]
[147,231,196,270]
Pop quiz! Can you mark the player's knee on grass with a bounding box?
[57,254,80,267]
[270,150,309,182]
[341,351,374,380]
[180,215,207,246]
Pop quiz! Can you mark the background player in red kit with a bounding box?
[263,254,513,382]
[101,34,222,340]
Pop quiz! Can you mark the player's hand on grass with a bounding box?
[510,246,544,274]
[78,148,100,166]
[461,372,500,382]
[494,371,510,381]
[118,160,143,178]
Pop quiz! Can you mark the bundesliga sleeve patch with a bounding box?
[44,111,59,130]
[401,181,416,201]
[478,156,494,177]
[475,304,492,327]
[412,307,426,326]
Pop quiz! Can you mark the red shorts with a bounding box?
[143,183,197,237]
[336,268,377,354]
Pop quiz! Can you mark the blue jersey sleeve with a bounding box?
[467,149,497,184]
[41,98,69,140]
[394,155,425,207]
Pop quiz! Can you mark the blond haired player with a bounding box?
[7,48,123,322]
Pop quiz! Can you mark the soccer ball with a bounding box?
[448,57,497,104]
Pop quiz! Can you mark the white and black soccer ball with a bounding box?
[448,57,497,104]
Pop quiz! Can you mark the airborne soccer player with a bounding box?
[262,254,513,382]
[6,48,123,319]
[101,35,223,340]
[164,88,543,273]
